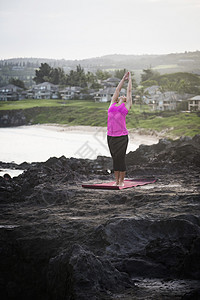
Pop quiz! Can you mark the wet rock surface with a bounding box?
[0,135,200,299]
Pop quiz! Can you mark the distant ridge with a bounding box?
[1,50,200,66]
[0,51,200,86]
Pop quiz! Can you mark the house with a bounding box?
[188,95,200,111]
[151,92,178,111]
[94,87,126,102]
[26,89,34,99]
[94,77,126,102]
[60,86,82,100]
[33,82,59,99]
[160,91,178,111]
[143,86,161,103]
[0,84,25,101]
[144,86,178,111]
[102,77,120,88]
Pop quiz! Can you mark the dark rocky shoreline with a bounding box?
[0,136,200,299]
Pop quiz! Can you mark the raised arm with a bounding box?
[110,72,129,105]
[125,72,132,110]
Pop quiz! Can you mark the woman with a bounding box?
[107,71,132,186]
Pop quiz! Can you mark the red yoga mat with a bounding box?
[82,178,157,190]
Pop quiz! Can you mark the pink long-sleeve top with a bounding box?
[107,102,129,136]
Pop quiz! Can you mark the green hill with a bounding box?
[142,72,200,94]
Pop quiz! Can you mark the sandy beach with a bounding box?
[0,124,159,165]
[32,124,159,146]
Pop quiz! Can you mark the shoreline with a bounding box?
[0,124,159,171]
[29,124,160,145]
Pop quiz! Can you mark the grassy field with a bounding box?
[0,99,66,110]
[0,99,200,137]
[152,64,178,70]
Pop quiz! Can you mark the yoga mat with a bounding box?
[82,178,157,190]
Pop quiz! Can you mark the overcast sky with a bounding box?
[0,0,200,60]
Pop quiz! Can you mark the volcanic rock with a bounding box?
[0,135,200,299]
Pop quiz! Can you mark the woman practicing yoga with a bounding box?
[107,71,132,186]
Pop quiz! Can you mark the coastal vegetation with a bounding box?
[141,70,200,94]
[0,99,199,138]
[32,63,138,89]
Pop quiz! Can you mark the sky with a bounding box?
[0,0,200,60]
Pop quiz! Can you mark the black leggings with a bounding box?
[107,135,129,172]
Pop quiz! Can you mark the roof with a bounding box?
[103,77,121,83]
[144,85,160,95]
[0,84,23,91]
[60,86,81,93]
[97,87,126,95]
[99,87,116,94]
[34,82,58,87]
[189,95,200,101]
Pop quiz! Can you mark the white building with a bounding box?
[94,87,126,102]
[188,95,200,111]
[144,86,178,111]
[33,82,59,99]
[0,84,25,101]
[102,77,120,88]
[60,86,82,100]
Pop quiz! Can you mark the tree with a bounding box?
[157,74,200,94]
[114,69,127,79]
[33,63,67,85]
[33,63,52,84]
[57,68,67,86]
[50,67,66,85]
[66,65,87,87]
[50,68,60,85]
[141,68,160,83]
[9,78,25,89]
[141,79,158,88]
[130,71,138,89]
[95,69,111,80]
[86,71,101,89]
